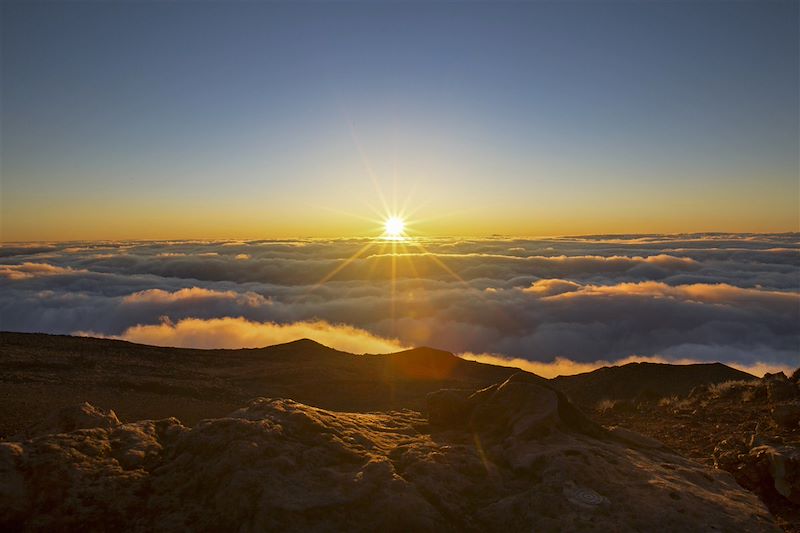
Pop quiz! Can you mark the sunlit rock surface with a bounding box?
[1,376,778,532]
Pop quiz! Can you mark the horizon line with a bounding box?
[3,230,799,245]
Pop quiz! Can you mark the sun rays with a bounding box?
[296,213,482,337]
[293,119,493,335]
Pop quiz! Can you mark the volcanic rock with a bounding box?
[0,378,780,532]
[25,402,121,438]
[749,445,800,505]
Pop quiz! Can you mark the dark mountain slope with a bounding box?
[1,332,758,436]
[0,332,526,437]
[551,361,756,408]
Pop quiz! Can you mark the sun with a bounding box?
[384,216,406,239]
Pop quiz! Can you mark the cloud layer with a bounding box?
[1,234,798,375]
[78,317,406,354]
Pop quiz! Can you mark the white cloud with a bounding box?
[1,235,797,371]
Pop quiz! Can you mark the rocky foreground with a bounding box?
[0,374,778,532]
[593,370,800,532]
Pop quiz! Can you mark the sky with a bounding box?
[1,234,797,375]
[2,1,798,241]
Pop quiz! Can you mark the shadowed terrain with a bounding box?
[0,332,794,531]
[590,371,800,532]
[0,332,527,438]
[1,374,777,532]
[551,361,757,410]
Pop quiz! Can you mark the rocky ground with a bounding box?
[1,374,778,532]
[591,370,800,532]
[1,332,795,530]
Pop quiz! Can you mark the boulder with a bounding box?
[25,402,120,437]
[750,445,800,505]
[469,376,562,438]
[715,440,800,506]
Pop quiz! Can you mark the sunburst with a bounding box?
[383,216,406,240]
[298,120,485,336]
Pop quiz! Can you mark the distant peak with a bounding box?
[287,338,323,346]
[390,346,457,359]
[268,338,332,350]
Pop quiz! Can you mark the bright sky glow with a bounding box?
[1,2,797,240]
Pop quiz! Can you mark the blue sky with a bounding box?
[2,1,798,239]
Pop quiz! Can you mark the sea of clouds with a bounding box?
[1,233,798,377]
